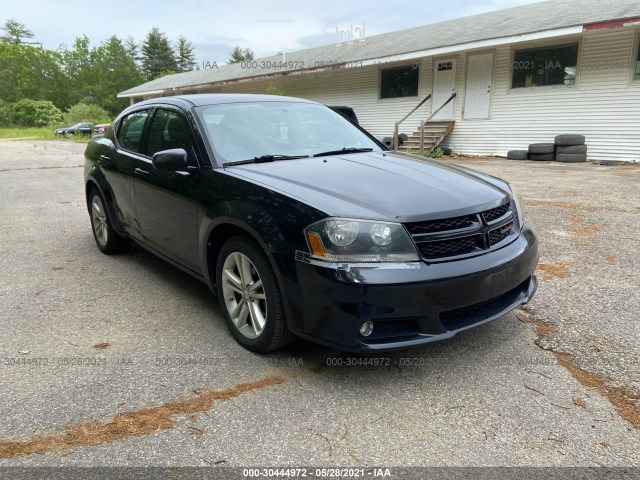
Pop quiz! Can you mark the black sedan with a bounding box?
[84,94,538,353]
[55,122,92,136]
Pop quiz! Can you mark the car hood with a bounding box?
[225,151,512,223]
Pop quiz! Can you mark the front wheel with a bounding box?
[216,236,294,352]
[88,188,130,254]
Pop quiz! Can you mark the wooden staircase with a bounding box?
[400,121,455,155]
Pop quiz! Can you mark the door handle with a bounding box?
[135,168,150,176]
[99,155,112,162]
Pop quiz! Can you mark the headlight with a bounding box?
[325,220,359,246]
[305,218,419,262]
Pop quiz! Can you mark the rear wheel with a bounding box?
[216,236,294,352]
[89,188,130,254]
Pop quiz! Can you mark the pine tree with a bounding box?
[141,27,177,80]
[96,36,144,114]
[227,46,254,64]
[175,36,196,73]
[125,36,140,64]
[0,19,38,45]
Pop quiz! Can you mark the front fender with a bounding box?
[199,204,293,287]
[198,191,327,334]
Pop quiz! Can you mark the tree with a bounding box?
[141,27,177,80]
[64,103,110,125]
[227,46,254,64]
[0,43,64,105]
[125,36,140,64]
[6,99,63,127]
[0,19,37,45]
[175,36,196,73]
[0,99,9,127]
[59,36,100,106]
[93,36,144,115]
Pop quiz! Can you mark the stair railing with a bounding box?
[418,92,457,155]
[393,94,431,150]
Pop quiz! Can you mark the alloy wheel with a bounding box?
[221,252,268,339]
[91,195,108,247]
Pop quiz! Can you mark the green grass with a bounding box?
[428,147,444,159]
[0,127,91,143]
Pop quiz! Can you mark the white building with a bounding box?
[119,0,640,162]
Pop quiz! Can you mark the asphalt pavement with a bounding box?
[0,141,638,468]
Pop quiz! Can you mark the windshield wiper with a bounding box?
[313,147,374,158]
[223,154,308,167]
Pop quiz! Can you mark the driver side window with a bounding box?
[147,109,194,161]
[117,111,149,153]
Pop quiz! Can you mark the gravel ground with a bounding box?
[0,141,638,469]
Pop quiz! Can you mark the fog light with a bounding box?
[359,321,374,337]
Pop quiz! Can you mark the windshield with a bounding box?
[196,102,382,164]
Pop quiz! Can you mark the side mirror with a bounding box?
[152,148,188,171]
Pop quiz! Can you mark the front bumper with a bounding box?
[290,224,538,351]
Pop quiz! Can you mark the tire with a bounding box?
[88,188,131,254]
[529,153,555,161]
[556,144,587,154]
[507,150,528,160]
[528,143,555,154]
[440,146,452,156]
[381,136,394,148]
[555,134,585,146]
[556,153,587,163]
[398,133,408,146]
[216,236,295,353]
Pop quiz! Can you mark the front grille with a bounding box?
[482,203,510,223]
[417,234,483,258]
[488,222,513,246]
[407,202,516,262]
[405,215,475,234]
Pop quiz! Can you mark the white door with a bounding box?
[464,53,494,119]
[432,59,457,121]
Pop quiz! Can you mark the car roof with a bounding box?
[132,93,318,109]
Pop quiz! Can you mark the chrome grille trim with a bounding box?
[406,201,518,262]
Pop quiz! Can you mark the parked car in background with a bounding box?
[55,122,92,136]
[84,94,538,353]
[93,124,111,136]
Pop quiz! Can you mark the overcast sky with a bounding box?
[0,0,541,65]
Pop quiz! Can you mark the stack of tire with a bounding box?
[554,134,587,163]
[507,134,587,162]
[528,142,555,161]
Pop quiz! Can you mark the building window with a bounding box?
[380,65,419,99]
[511,43,579,88]
[636,38,640,80]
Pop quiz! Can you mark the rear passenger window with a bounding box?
[117,111,149,153]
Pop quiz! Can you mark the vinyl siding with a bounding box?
[215,61,434,138]
[442,28,640,162]
[207,27,639,162]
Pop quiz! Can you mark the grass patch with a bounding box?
[0,128,90,143]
